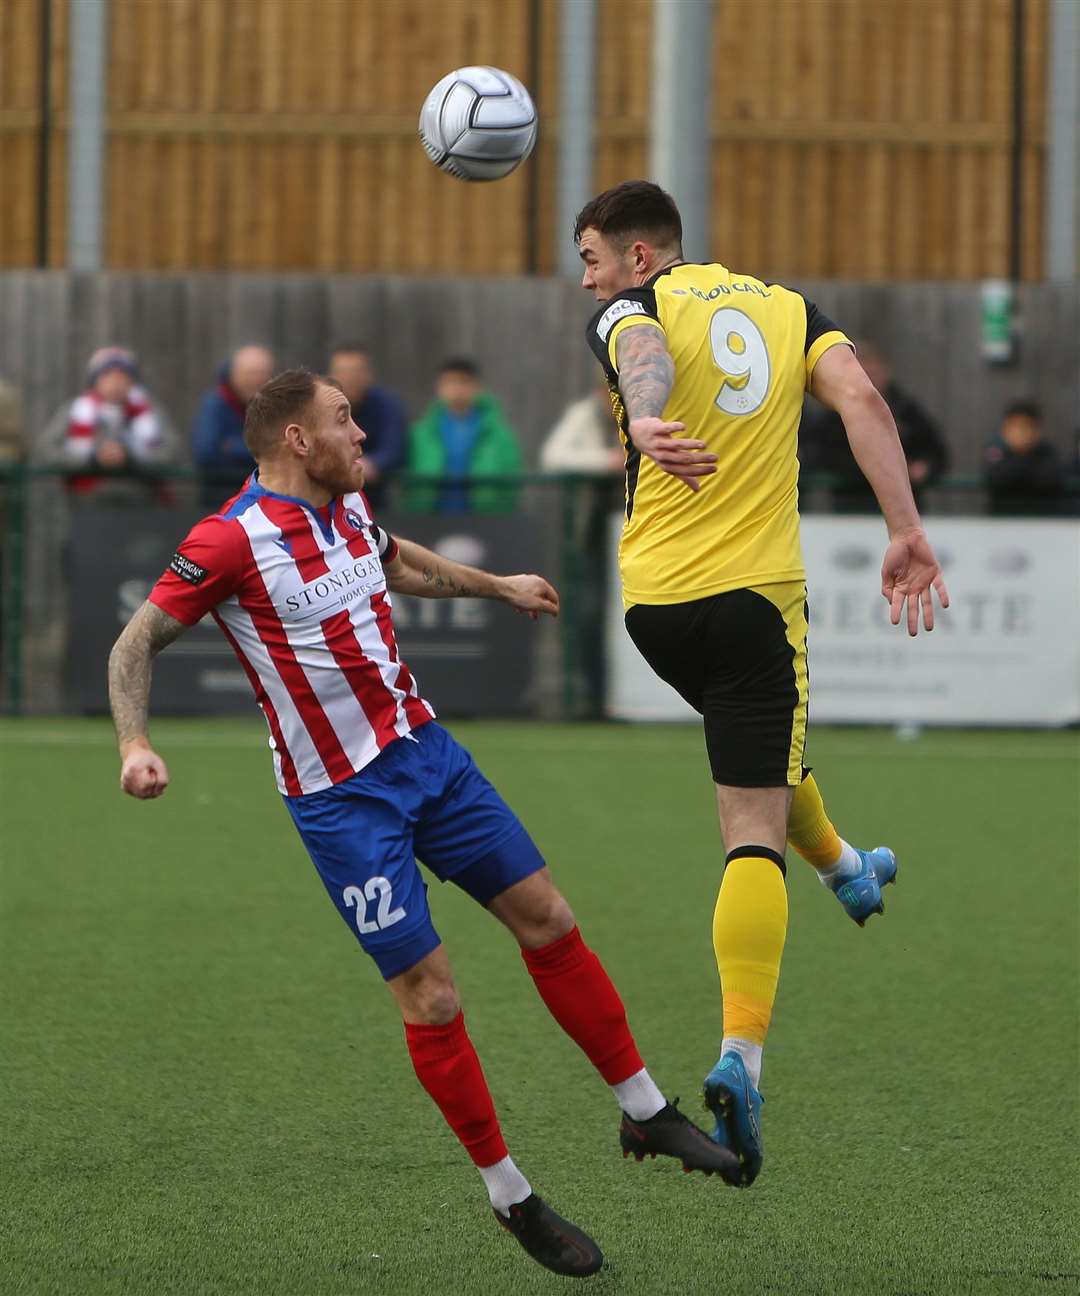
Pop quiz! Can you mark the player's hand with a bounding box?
[628,417,717,491]
[500,575,560,620]
[881,527,949,635]
[119,742,170,799]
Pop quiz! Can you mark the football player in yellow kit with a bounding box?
[576,180,948,1187]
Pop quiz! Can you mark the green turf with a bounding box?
[1,719,1078,1295]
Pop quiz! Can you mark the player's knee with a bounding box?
[390,956,462,1025]
[523,886,575,947]
[408,976,461,1025]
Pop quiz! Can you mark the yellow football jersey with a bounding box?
[586,262,850,607]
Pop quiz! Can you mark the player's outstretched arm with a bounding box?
[384,537,559,620]
[108,600,187,798]
[810,345,921,533]
[615,324,717,491]
[810,344,949,635]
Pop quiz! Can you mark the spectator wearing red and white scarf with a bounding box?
[64,348,165,493]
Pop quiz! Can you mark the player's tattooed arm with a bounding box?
[385,537,559,619]
[108,600,186,750]
[384,538,481,598]
[614,325,717,491]
[108,601,185,799]
[615,324,675,419]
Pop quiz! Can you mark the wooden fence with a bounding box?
[0,0,1049,278]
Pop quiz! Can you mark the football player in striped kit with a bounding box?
[108,368,738,1279]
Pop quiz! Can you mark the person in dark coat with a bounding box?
[192,345,274,499]
[801,340,949,512]
[327,343,408,509]
[983,399,1065,517]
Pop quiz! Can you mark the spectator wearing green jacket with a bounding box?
[404,358,522,513]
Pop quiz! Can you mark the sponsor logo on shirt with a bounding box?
[169,552,208,585]
[690,281,772,302]
[595,297,650,342]
[280,555,386,620]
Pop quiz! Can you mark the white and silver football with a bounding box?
[418,66,537,182]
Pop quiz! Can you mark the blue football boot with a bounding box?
[702,1052,764,1188]
[831,846,897,927]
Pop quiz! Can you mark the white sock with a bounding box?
[611,1067,667,1121]
[815,837,862,888]
[478,1155,532,1217]
[721,1037,763,1090]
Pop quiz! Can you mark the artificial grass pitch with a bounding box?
[1,719,1077,1295]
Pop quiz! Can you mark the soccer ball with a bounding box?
[418,66,537,182]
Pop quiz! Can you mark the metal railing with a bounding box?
[1,464,1076,716]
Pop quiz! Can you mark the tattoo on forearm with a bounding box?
[616,325,675,420]
[108,601,186,747]
[421,563,473,598]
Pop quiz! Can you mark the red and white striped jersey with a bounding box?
[148,475,435,797]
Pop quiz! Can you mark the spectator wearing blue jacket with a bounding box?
[328,343,408,509]
[193,345,274,501]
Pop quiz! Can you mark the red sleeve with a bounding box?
[148,516,248,626]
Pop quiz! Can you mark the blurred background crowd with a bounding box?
[3,335,1077,516]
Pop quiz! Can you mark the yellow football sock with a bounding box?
[712,851,788,1047]
[786,772,843,871]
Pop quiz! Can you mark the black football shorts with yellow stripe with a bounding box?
[625,582,810,788]
[586,261,852,788]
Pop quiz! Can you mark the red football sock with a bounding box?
[522,926,644,1085]
[404,1011,508,1168]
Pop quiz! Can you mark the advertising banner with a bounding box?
[69,507,543,715]
[606,515,1080,726]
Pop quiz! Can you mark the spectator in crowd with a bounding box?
[45,347,174,497]
[983,399,1064,516]
[404,358,522,513]
[801,340,949,512]
[328,342,407,508]
[540,375,625,718]
[192,345,274,496]
[539,376,624,476]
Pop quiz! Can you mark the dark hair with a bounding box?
[244,368,322,459]
[573,180,683,251]
[1004,398,1042,422]
[329,341,369,358]
[439,357,479,378]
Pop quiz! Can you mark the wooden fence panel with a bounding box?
[0,0,1054,279]
[0,0,44,265]
[706,0,1047,281]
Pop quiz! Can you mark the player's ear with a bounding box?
[631,239,650,273]
[283,421,309,457]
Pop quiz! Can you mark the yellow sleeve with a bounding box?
[587,291,666,374]
[805,332,853,390]
[606,314,666,371]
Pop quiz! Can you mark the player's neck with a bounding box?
[255,461,333,508]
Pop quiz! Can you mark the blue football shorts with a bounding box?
[283,721,545,980]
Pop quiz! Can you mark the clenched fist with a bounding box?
[120,742,170,799]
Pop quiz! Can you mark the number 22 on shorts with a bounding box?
[344,877,406,934]
[710,307,770,416]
